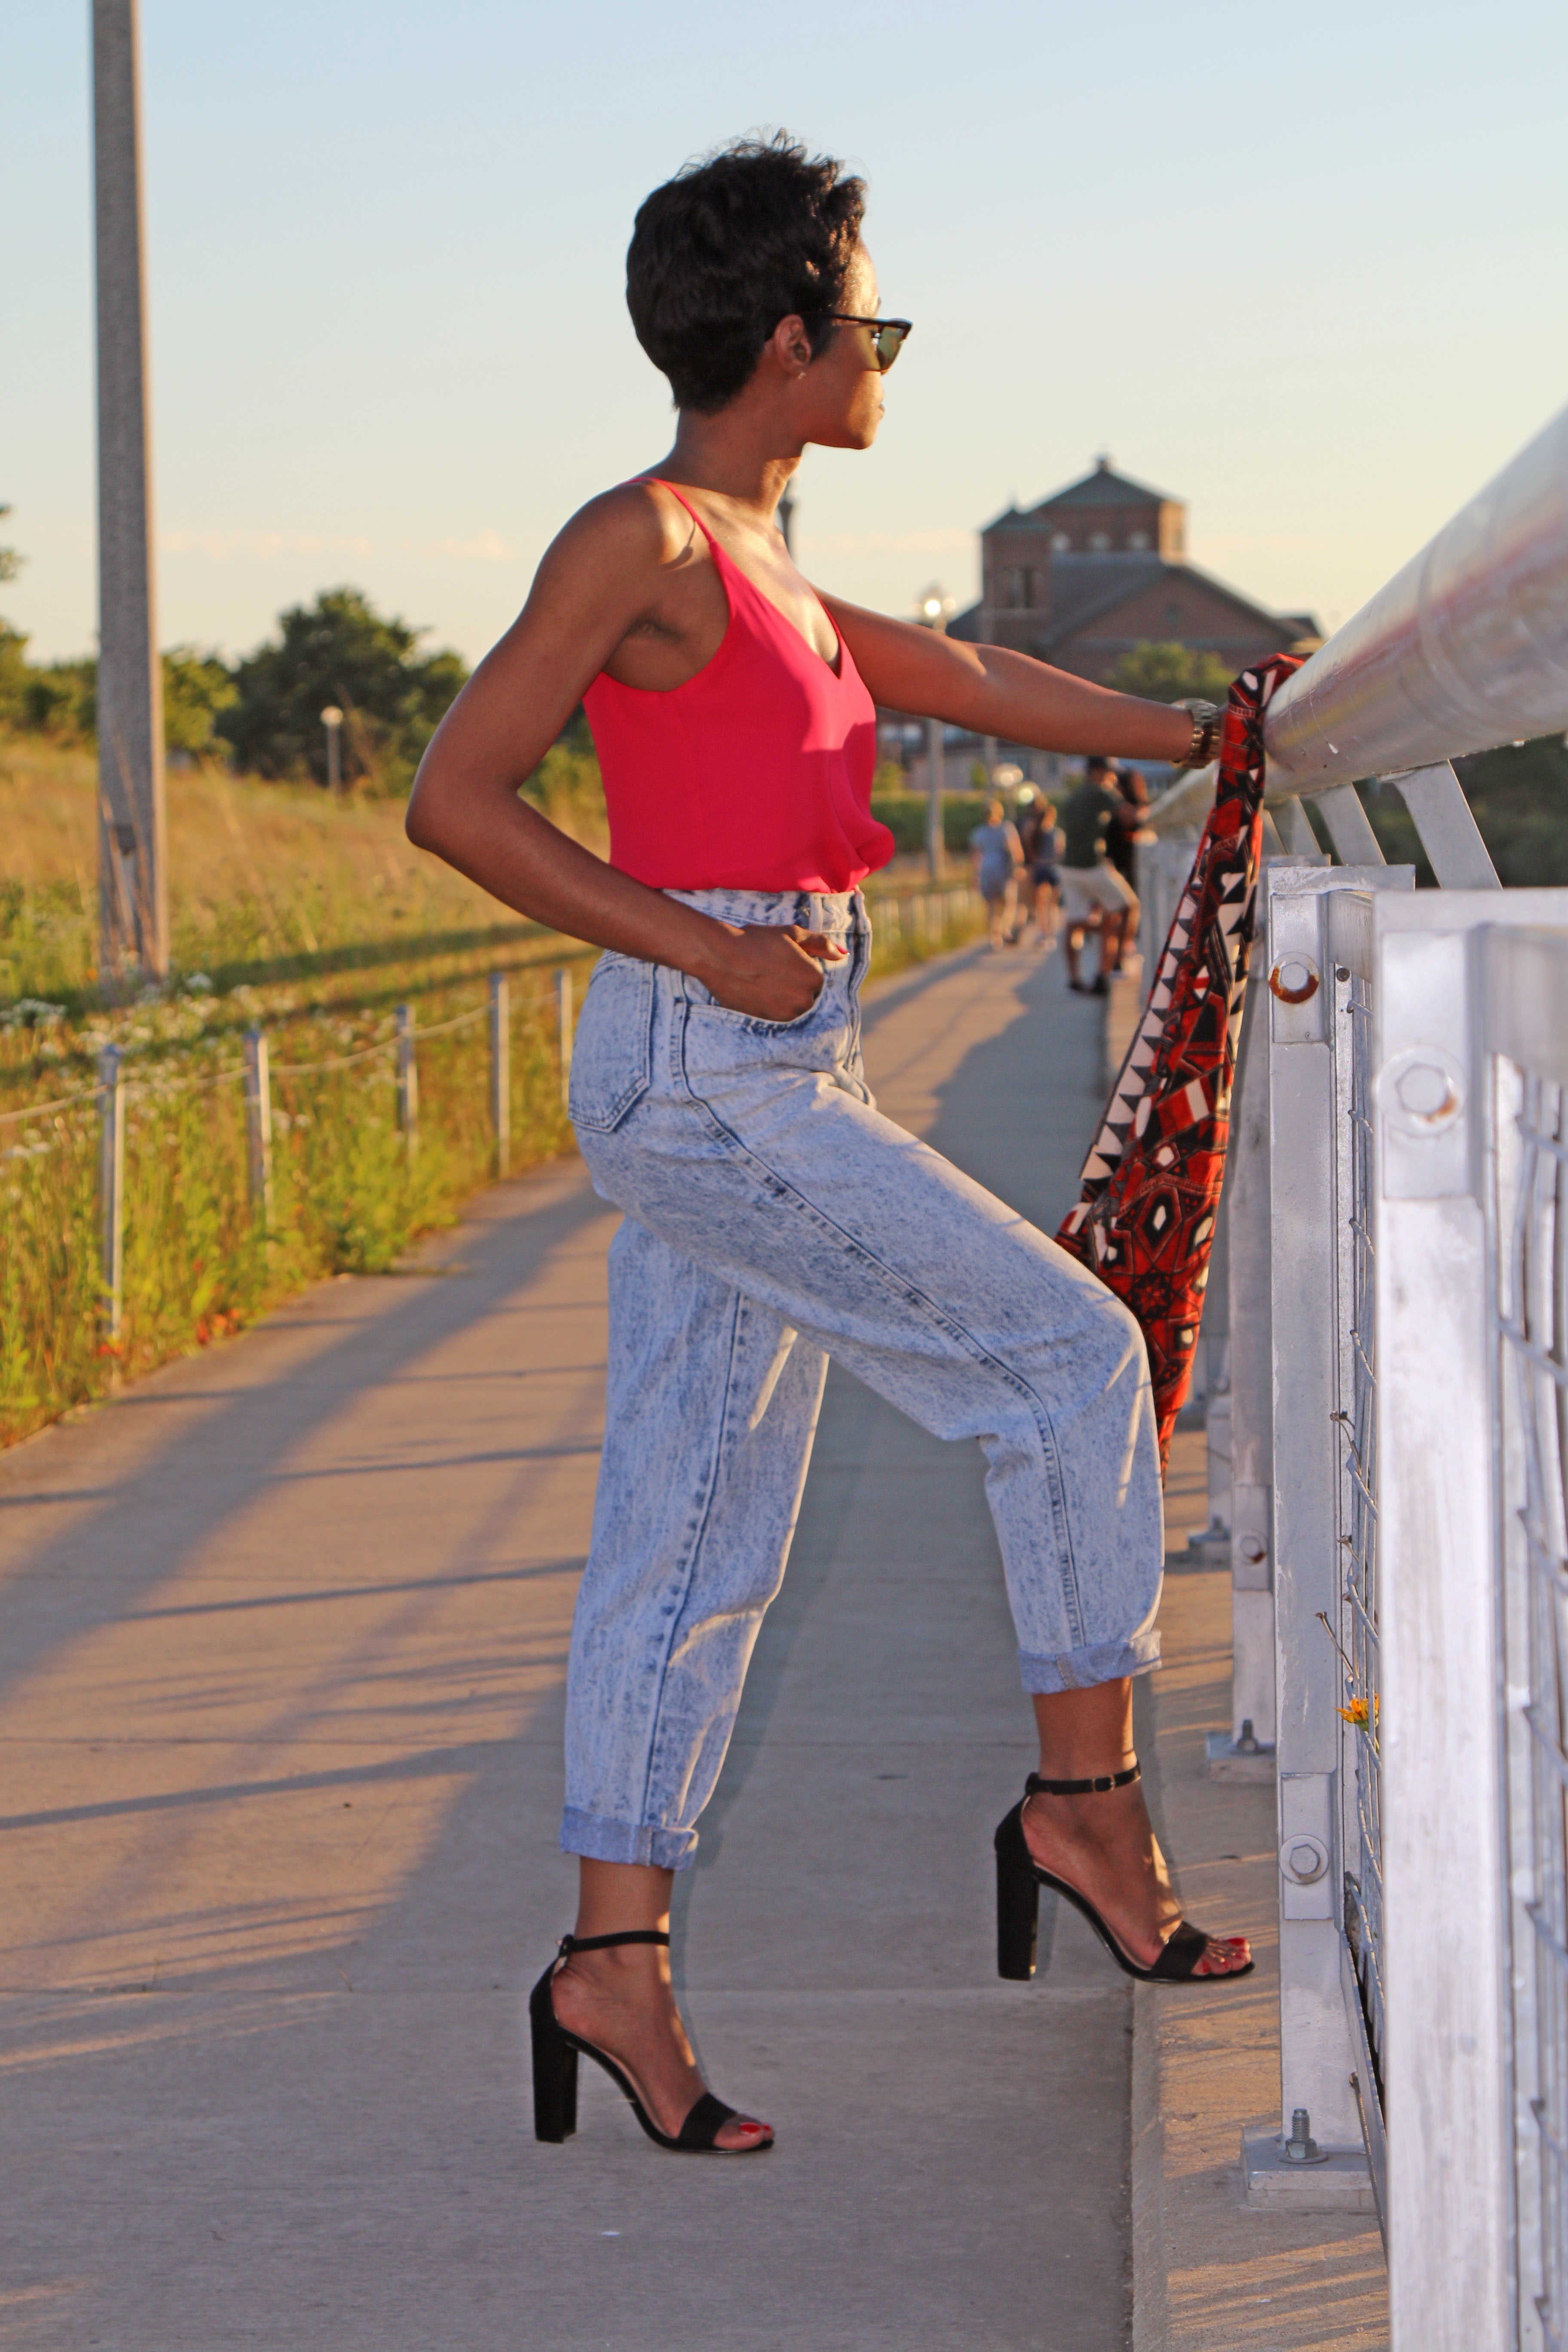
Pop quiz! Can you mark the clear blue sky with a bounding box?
[6,0,1566,667]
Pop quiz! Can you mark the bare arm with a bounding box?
[405,487,842,1022]
[819,597,1196,763]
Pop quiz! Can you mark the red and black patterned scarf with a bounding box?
[1055,653,1302,1473]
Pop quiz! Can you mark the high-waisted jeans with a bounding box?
[562,887,1163,1871]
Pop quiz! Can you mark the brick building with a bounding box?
[946,456,1319,683]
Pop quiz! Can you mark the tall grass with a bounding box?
[1,738,983,1449]
[0,974,577,1444]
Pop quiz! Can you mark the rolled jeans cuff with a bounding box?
[1019,1629,1161,1694]
[560,1807,700,1872]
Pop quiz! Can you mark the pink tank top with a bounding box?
[582,481,894,893]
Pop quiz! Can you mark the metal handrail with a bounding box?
[1263,398,1568,799]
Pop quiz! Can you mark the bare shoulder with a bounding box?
[541,479,695,590]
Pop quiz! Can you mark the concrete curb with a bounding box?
[1130,1981,1170,2352]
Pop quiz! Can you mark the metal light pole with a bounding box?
[321,705,344,793]
[92,0,167,987]
[919,589,954,879]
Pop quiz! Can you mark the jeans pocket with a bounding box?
[685,973,827,1035]
[568,955,655,1133]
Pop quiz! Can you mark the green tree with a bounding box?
[218,587,469,792]
[162,648,237,755]
[1108,641,1234,704]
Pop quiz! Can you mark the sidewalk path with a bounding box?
[3,944,1138,2352]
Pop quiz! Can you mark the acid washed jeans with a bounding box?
[561,887,1163,1871]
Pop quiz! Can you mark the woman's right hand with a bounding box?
[697,923,847,1022]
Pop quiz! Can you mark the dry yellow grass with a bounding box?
[0,738,583,998]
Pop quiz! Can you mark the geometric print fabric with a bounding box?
[1055,653,1304,1473]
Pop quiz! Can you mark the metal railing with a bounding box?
[1490,937,1568,2346]
[1333,963,1384,2172]
[1138,396,1568,2344]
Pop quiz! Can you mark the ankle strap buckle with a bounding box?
[1025,1762,1141,1797]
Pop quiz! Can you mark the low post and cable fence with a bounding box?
[1,894,981,1447]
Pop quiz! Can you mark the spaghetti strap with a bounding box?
[640,476,717,551]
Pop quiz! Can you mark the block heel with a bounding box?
[994,1802,1041,1980]
[529,1969,580,2143]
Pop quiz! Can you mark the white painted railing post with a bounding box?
[1221,975,1277,1758]
[1262,866,1412,2186]
[1371,890,1528,2349]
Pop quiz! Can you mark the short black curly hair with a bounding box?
[627,134,867,413]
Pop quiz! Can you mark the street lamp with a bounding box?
[320,705,344,793]
[917,587,956,878]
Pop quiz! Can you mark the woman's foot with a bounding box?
[550,1939,772,2151]
[1020,1777,1250,1978]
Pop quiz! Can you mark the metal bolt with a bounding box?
[1283,2107,1326,2164]
[1278,1832,1329,1886]
[1236,1718,1260,1755]
[1269,955,1320,1004]
[1395,1061,1452,1119]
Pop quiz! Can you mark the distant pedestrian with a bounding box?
[1106,768,1150,886]
[969,796,1023,948]
[1013,785,1062,949]
[1058,755,1141,993]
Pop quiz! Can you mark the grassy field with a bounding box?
[0,739,984,1447]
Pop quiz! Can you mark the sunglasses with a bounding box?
[827,313,913,372]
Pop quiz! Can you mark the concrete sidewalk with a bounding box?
[0,943,1129,2350]
[0,940,1375,2349]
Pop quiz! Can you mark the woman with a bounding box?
[1012,784,1063,949]
[406,134,1246,2162]
[969,795,1023,947]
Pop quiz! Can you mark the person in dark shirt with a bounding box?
[1106,768,1150,885]
[1057,756,1141,992]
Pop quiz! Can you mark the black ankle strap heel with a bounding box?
[994,1761,1254,1988]
[530,1929,771,2157]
